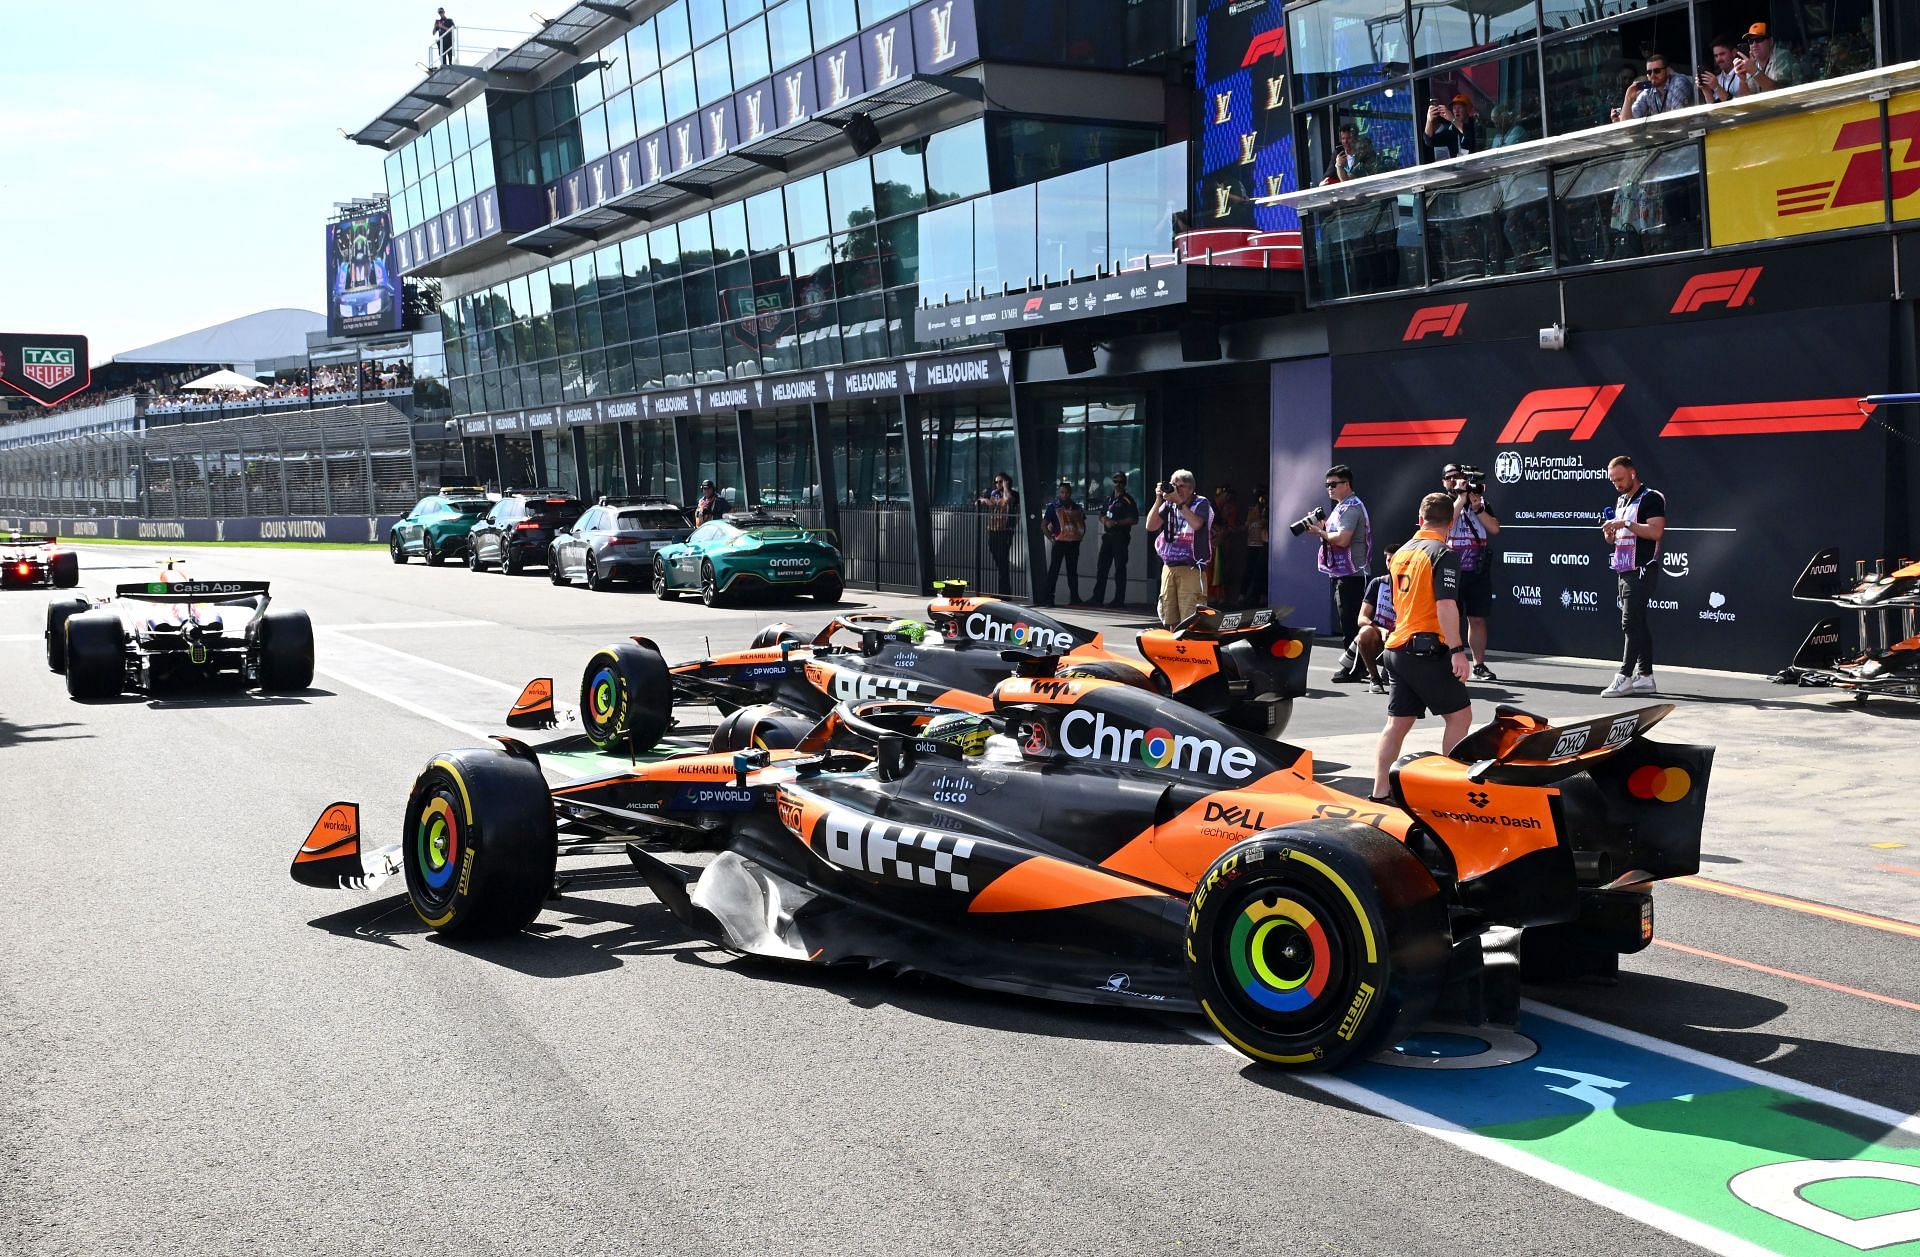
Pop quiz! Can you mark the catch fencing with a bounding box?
[0,403,422,519]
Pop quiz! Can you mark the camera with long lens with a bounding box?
[1452,464,1487,494]
[1287,505,1327,537]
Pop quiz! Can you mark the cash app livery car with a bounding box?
[293,671,1710,1070]
[549,498,691,590]
[390,489,494,564]
[47,572,313,699]
[2,533,79,589]
[652,510,843,606]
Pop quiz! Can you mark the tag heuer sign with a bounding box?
[23,347,75,388]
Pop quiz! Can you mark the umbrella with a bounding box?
[180,368,266,392]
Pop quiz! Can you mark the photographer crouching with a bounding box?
[1441,462,1501,681]
[1297,464,1372,680]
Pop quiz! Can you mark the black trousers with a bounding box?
[1044,540,1082,605]
[1618,568,1658,676]
[1332,573,1366,648]
[1242,544,1268,606]
[986,529,1014,595]
[1091,527,1131,604]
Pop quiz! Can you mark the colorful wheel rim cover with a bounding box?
[1229,896,1331,1014]
[416,794,462,895]
[587,663,620,735]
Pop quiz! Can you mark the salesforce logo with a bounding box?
[1700,591,1737,623]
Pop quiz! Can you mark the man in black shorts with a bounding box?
[1371,492,1474,801]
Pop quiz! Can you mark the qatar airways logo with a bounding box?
[1059,710,1257,780]
[962,612,1072,653]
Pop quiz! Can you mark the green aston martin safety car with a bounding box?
[390,488,494,565]
[651,509,844,607]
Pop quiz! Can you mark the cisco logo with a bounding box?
[1505,552,1535,565]
[1663,552,1690,578]
[1511,585,1542,606]
[1550,553,1591,566]
[1561,588,1600,610]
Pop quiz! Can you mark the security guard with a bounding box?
[1370,492,1474,801]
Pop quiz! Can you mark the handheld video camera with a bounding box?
[1451,464,1487,495]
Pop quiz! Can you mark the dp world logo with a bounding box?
[1494,451,1523,485]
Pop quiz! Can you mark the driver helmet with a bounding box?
[921,711,990,757]
[887,618,927,644]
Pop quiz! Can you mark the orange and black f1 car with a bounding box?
[1784,549,1920,700]
[503,587,1313,757]
[292,671,1710,1070]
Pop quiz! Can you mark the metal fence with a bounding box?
[0,403,420,519]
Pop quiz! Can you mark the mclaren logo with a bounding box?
[1402,303,1467,342]
[1671,267,1762,314]
[1495,385,1625,444]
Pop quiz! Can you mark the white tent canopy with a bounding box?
[179,368,266,392]
[112,308,324,371]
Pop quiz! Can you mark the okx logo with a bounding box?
[1402,303,1467,342]
[1671,267,1762,314]
[1496,385,1625,444]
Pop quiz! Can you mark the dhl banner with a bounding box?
[1706,91,1920,246]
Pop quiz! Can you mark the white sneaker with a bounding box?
[1599,673,1633,697]
[1629,674,1657,695]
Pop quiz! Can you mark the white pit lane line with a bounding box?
[328,620,497,632]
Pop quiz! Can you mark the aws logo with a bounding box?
[1495,385,1625,444]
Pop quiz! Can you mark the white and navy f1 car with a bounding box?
[1,533,78,590]
[46,573,314,699]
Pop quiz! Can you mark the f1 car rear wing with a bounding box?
[1448,703,1673,785]
[115,580,271,602]
[1792,548,1920,605]
[1,533,57,547]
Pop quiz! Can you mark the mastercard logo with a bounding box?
[1269,638,1305,659]
[1139,726,1175,768]
[1628,765,1692,803]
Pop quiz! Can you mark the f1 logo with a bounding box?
[1671,268,1761,314]
[1495,385,1625,444]
[1023,297,1043,314]
[1403,303,1467,342]
[1240,28,1287,67]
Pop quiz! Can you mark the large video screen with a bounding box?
[1196,0,1299,233]
[326,210,403,338]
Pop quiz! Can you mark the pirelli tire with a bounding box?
[49,550,79,588]
[1187,823,1448,1070]
[579,638,673,754]
[748,622,804,650]
[402,747,557,938]
[45,596,90,673]
[707,703,812,752]
[64,611,126,699]
[254,608,315,692]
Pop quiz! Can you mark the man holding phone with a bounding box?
[1620,53,1698,121]
[1696,36,1742,103]
[1424,95,1476,160]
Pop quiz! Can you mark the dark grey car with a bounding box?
[549,499,693,590]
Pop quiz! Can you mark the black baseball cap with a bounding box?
[700,478,716,488]
[1442,463,1465,477]
[1111,471,1126,481]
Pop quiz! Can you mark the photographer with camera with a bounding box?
[1370,492,1474,802]
[1300,464,1372,679]
[1441,462,1501,681]
[1146,469,1213,629]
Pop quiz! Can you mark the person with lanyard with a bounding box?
[1241,488,1269,607]
[976,471,1019,596]
[1089,471,1138,608]
[1305,464,1372,681]
[1040,478,1086,607]
[1441,462,1501,680]
[1145,469,1213,629]
[692,478,729,525]
[1370,493,1474,802]
[1600,455,1667,696]
[1353,570,1397,696]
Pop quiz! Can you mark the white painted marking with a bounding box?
[315,629,523,693]
[312,665,496,744]
[329,620,497,632]
[0,633,43,642]
[1501,525,1739,533]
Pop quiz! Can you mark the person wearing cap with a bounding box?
[1732,23,1802,95]
[976,471,1019,596]
[1090,471,1139,608]
[1040,479,1087,607]
[692,478,729,525]
[432,8,456,65]
[1147,470,1213,629]
[1620,51,1698,121]
[1424,93,1478,160]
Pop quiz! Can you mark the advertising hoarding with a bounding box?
[0,331,91,407]
[326,210,403,337]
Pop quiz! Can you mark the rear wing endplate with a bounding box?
[115,580,270,602]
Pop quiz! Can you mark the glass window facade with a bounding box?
[387,97,495,234]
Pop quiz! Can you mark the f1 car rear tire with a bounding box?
[45,596,90,673]
[1187,823,1448,1070]
[49,551,79,588]
[65,611,125,699]
[402,748,557,938]
[748,623,804,650]
[654,557,680,600]
[579,639,673,755]
[700,561,724,608]
[390,533,408,564]
[811,573,844,605]
[708,704,812,752]
[255,608,315,691]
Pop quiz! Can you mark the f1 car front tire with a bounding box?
[402,748,557,938]
[65,611,125,699]
[579,639,673,755]
[255,608,315,691]
[49,551,79,588]
[1187,824,1448,1070]
[46,596,89,673]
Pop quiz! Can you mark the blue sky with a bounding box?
[0,2,537,364]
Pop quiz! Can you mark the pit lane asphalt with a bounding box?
[2,545,1914,1257]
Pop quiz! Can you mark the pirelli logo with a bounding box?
[1671,267,1762,315]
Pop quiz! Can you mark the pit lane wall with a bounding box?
[1280,234,1907,675]
[0,515,402,544]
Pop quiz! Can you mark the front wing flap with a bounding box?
[289,802,402,892]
